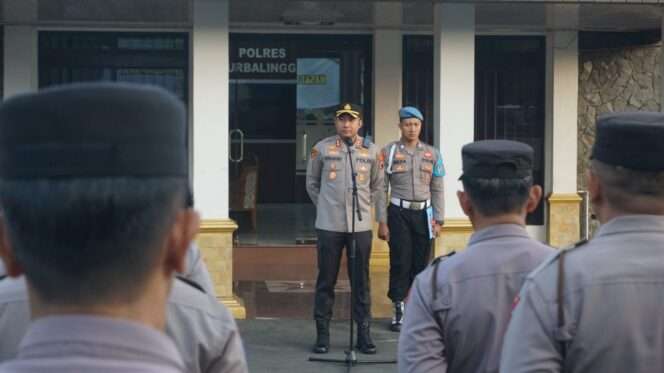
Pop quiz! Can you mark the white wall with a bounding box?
[433,3,475,219]
[192,0,230,219]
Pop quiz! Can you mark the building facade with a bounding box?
[2,0,663,318]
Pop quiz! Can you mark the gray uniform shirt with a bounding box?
[0,278,248,373]
[382,141,445,221]
[0,314,186,373]
[500,215,664,373]
[399,224,553,373]
[306,135,386,231]
[184,242,216,296]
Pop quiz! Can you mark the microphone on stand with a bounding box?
[344,136,362,222]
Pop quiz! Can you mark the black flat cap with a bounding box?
[460,139,534,180]
[592,112,664,171]
[0,82,187,179]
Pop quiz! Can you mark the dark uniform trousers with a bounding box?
[314,229,372,323]
[387,204,432,302]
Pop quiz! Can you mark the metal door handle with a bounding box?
[229,129,244,163]
[302,133,308,161]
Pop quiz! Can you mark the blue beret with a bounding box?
[399,106,423,121]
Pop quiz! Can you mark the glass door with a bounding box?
[229,34,372,246]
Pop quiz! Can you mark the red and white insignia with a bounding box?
[511,295,521,312]
[424,151,433,159]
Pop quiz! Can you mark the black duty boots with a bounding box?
[390,301,405,332]
[313,319,330,353]
[356,321,377,354]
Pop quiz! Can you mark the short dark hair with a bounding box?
[461,176,533,217]
[0,177,187,305]
[591,160,664,210]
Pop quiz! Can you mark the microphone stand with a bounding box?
[309,138,396,372]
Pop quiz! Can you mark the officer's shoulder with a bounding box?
[361,136,376,149]
[423,143,442,157]
[527,239,588,280]
[432,251,456,264]
[431,251,456,268]
[382,140,398,151]
[315,136,336,147]
[170,279,232,320]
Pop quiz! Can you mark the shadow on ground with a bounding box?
[237,319,399,373]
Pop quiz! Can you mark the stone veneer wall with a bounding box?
[578,43,662,191]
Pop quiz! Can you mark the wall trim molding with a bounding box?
[200,219,238,234]
[548,193,582,204]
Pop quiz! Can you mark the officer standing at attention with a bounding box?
[377,106,445,332]
[500,112,664,373]
[398,139,553,373]
[0,83,197,373]
[306,103,386,355]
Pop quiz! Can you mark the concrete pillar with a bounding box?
[433,3,475,255]
[372,2,402,148]
[545,29,582,248]
[192,0,244,318]
[3,0,38,98]
[370,2,402,318]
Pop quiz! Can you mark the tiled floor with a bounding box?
[232,203,317,246]
[232,206,392,319]
[238,319,399,373]
[235,280,352,319]
[234,245,365,319]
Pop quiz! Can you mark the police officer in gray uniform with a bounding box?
[398,139,553,373]
[0,83,198,373]
[500,112,664,373]
[378,106,445,332]
[306,103,386,354]
[0,276,248,373]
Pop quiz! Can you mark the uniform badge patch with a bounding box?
[357,173,366,182]
[511,295,521,312]
[310,148,319,160]
[395,152,406,160]
[329,171,337,180]
[424,151,433,158]
[378,152,385,169]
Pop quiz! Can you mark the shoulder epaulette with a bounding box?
[175,275,206,294]
[556,239,586,357]
[362,135,373,149]
[432,251,456,301]
[526,239,587,281]
[566,239,588,250]
[432,251,456,266]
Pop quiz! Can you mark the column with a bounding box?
[546,29,582,248]
[370,2,403,318]
[433,3,476,256]
[3,0,38,98]
[192,0,245,318]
